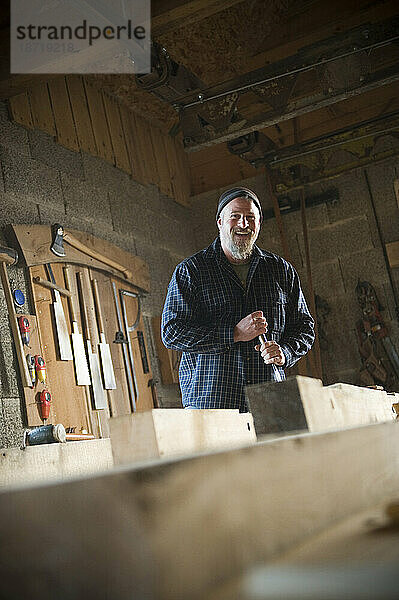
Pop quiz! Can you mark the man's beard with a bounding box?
[221,227,257,261]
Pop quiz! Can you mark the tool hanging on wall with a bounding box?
[63,266,91,386]
[356,280,399,388]
[26,354,36,385]
[137,331,149,374]
[112,282,137,412]
[45,264,73,361]
[13,289,25,307]
[33,276,72,298]
[50,224,133,280]
[120,289,141,402]
[91,278,117,390]
[18,316,30,347]
[34,355,47,385]
[364,170,399,322]
[77,271,107,410]
[38,389,52,423]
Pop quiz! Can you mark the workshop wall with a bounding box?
[189,151,399,388]
[0,100,194,448]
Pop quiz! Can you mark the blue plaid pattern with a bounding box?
[162,237,314,411]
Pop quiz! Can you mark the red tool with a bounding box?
[18,316,30,346]
[38,390,52,423]
[34,355,47,385]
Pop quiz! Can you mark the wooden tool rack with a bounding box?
[11,224,155,438]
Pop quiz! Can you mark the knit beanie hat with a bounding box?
[216,187,263,222]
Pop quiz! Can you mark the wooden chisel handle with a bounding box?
[64,232,133,280]
[91,278,105,335]
[33,276,72,297]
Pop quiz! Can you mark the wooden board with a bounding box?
[119,104,145,184]
[109,409,256,464]
[151,315,180,384]
[28,264,91,431]
[1,420,399,599]
[83,77,114,164]
[65,75,97,155]
[12,224,150,292]
[8,92,34,129]
[47,78,79,151]
[102,92,130,173]
[174,135,191,205]
[91,272,132,418]
[246,376,397,436]
[134,115,153,185]
[0,439,113,487]
[112,277,155,413]
[29,83,56,136]
[18,313,43,422]
[386,240,399,269]
[151,128,172,197]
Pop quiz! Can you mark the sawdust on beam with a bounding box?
[156,0,301,86]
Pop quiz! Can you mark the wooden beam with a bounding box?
[246,376,397,436]
[250,0,399,70]
[0,439,113,488]
[1,421,399,599]
[109,409,256,463]
[152,0,245,36]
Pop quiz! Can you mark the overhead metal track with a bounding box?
[233,111,399,194]
[171,16,399,150]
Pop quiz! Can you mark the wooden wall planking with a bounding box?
[102,92,131,173]
[119,104,145,184]
[47,78,79,152]
[29,83,56,137]
[65,75,97,155]
[8,92,34,129]
[83,77,115,164]
[8,76,191,205]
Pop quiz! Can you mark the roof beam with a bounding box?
[177,16,399,150]
[152,0,245,37]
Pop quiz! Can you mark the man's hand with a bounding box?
[234,311,267,342]
[255,339,286,366]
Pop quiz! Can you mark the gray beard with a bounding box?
[222,231,256,261]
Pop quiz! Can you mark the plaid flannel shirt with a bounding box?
[161,237,315,411]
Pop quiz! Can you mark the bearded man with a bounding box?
[161,187,315,411]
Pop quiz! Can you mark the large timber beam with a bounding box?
[1,420,399,599]
[152,0,245,37]
[178,16,399,150]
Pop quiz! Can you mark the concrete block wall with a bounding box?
[0,100,195,447]
[189,153,399,387]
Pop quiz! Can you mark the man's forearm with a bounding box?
[162,319,234,354]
